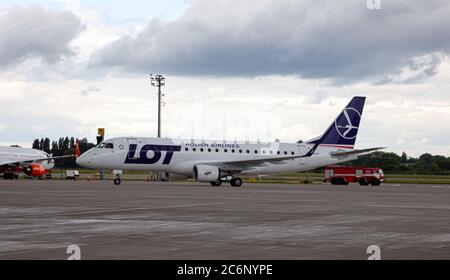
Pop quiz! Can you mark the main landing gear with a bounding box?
[210,176,243,187]
[230,177,243,187]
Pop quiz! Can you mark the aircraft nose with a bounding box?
[76,153,89,167]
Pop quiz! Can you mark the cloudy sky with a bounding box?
[0,0,449,157]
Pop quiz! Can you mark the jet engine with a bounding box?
[24,164,47,177]
[193,164,221,182]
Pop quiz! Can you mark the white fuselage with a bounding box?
[0,146,54,170]
[76,137,356,176]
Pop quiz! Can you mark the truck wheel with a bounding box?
[114,178,121,185]
[336,178,347,185]
[359,178,368,186]
[371,179,380,186]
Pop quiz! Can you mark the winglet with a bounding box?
[300,142,320,158]
[75,138,80,159]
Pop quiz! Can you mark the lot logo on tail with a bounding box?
[335,107,361,140]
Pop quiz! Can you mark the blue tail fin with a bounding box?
[306,96,366,147]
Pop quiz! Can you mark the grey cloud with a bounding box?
[79,85,101,97]
[89,0,450,82]
[0,5,84,67]
[375,53,445,84]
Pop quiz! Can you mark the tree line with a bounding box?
[32,137,95,168]
[347,152,450,175]
[31,137,450,174]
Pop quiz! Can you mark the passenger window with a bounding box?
[104,143,114,149]
[231,149,235,153]
[224,149,228,153]
[208,148,211,152]
[185,147,189,152]
[254,150,258,154]
[215,149,219,152]
[193,148,196,152]
[291,151,295,155]
[277,151,280,155]
[246,150,250,153]
[97,143,105,148]
[200,148,204,152]
[284,151,287,155]
[239,150,243,153]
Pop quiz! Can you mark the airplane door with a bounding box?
[299,145,307,165]
[127,138,139,159]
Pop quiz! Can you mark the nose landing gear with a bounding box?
[112,170,123,185]
[113,178,121,185]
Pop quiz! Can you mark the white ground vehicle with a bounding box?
[65,170,80,180]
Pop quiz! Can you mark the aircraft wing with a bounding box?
[0,154,75,167]
[330,147,386,157]
[205,144,319,172]
[204,145,382,173]
[205,155,302,172]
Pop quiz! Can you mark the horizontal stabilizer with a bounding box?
[330,147,386,157]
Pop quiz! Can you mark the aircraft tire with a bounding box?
[230,178,243,187]
[114,178,121,185]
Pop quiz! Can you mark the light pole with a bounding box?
[150,74,166,138]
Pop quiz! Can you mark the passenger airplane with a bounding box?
[0,140,79,179]
[76,97,384,186]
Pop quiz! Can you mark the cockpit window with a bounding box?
[97,143,106,148]
[104,143,114,149]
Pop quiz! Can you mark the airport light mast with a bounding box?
[150,74,166,138]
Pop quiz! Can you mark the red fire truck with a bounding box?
[324,166,384,186]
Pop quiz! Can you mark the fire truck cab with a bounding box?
[324,166,384,186]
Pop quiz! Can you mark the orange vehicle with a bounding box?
[324,166,384,186]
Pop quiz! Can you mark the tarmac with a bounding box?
[0,180,449,259]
